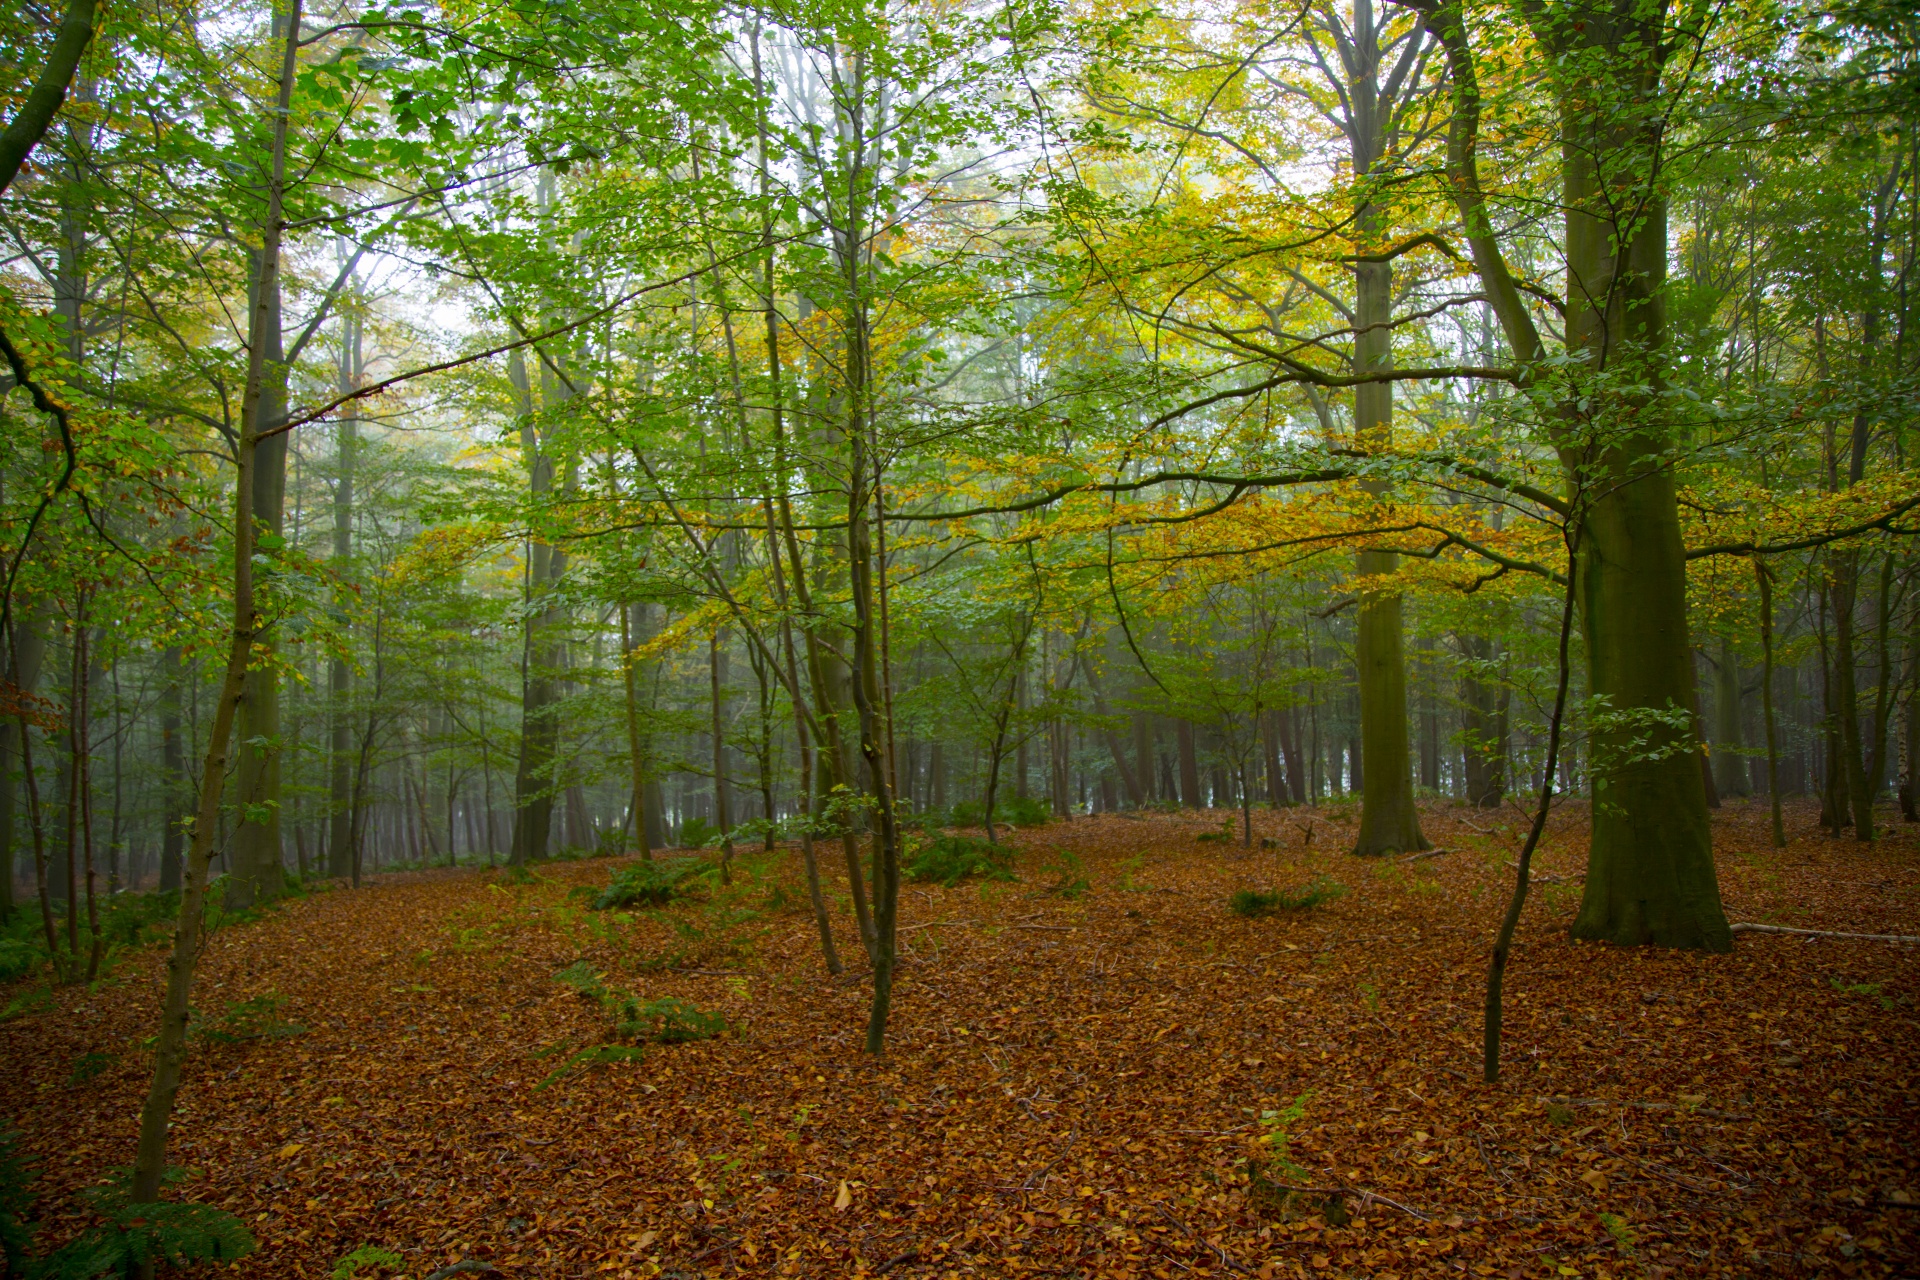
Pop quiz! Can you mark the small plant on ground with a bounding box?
[1116,853,1152,892]
[1,986,52,1022]
[999,795,1050,828]
[197,993,305,1044]
[1598,1212,1636,1256]
[68,1051,115,1086]
[1246,1093,1342,1221]
[0,939,38,984]
[1253,1092,1312,1182]
[1830,979,1893,1009]
[554,963,727,1044]
[906,834,1015,887]
[1196,817,1235,843]
[332,1244,406,1278]
[591,860,707,910]
[0,1132,256,1277]
[1041,848,1090,899]
[676,816,723,849]
[1229,878,1346,917]
[631,996,728,1043]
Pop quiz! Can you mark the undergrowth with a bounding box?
[944,795,1050,829]
[590,860,709,910]
[1229,878,1347,917]
[906,834,1016,887]
[542,962,727,1087]
[0,1132,255,1277]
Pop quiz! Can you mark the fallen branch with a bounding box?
[1730,923,1920,944]
[899,919,977,933]
[1504,861,1583,884]
[1399,848,1450,863]
[1538,1095,1752,1121]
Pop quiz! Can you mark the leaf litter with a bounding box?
[0,799,1914,1278]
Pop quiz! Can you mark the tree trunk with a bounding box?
[228,237,289,911]
[1571,469,1729,949]
[711,628,733,880]
[157,644,185,892]
[1132,710,1153,804]
[621,602,653,860]
[1262,709,1285,806]
[1177,720,1200,807]
[0,608,47,918]
[509,343,562,866]
[326,306,359,879]
[1902,592,1918,821]
[131,0,292,1200]
[1423,0,1725,947]
[1713,635,1748,797]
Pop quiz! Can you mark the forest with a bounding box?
[0,0,1915,1272]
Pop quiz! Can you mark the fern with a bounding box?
[905,835,1015,887]
[0,1134,255,1278]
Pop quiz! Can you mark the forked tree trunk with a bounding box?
[1418,0,1727,946]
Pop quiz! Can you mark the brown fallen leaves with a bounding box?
[1,797,1915,1279]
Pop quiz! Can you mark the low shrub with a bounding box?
[676,816,724,849]
[196,993,305,1044]
[630,996,728,1043]
[0,1131,255,1277]
[998,794,1051,828]
[905,834,1016,887]
[591,860,706,910]
[944,796,1049,829]
[1229,877,1347,917]
[331,1244,406,1278]
[0,939,36,985]
[554,963,727,1043]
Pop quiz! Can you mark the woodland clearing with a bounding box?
[1,801,1915,1280]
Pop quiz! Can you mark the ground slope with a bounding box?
[1,799,1914,1278]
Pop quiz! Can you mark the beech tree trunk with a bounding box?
[229,236,289,910]
[1421,0,1726,948]
[156,644,184,892]
[1713,636,1748,797]
[326,300,359,879]
[1177,720,1200,807]
[132,0,295,1200]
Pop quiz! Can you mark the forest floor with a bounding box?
[1,798,1916,1280]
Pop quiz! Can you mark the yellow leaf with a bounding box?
[277,1143,303,1159]
[834,1181,853,1212]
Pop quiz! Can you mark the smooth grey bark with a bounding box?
[228,239,288,910]
[1416,0,1727,947]
[326,296,360,878]
[0,608,47,918]
[1712,635,1748,797]
[156,645,185,892]
[508,342,565,866]
[1177,719,1200,806]
[131,0,294,1203]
